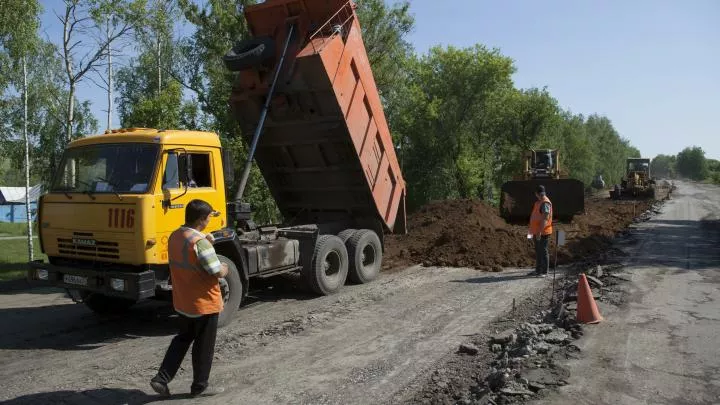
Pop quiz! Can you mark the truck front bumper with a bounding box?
[28,261,156,300]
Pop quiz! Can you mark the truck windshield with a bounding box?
[51,144,159,194]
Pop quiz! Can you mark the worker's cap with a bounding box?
[535,185,546,194]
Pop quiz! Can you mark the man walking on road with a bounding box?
[529,185,553,277]
[150,200,228,397]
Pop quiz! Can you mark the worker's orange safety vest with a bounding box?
[168,228,223,316]
[529,195,553,236]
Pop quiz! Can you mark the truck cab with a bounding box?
[31,129,231,314]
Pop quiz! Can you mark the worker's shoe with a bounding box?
[150,379,171,397]
[190,385,225,397]
[529,270,547,278]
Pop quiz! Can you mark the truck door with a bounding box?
[155,149,224,263]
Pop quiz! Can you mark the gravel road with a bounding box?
[0,263,547,404]
[534,181,720,405]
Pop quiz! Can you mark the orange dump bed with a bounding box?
[230,0,406,233]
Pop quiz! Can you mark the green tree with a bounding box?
[650,154,676,178]
[391,45,515,207]
[1,41,98,185]
[116,0,199,129]
[1,0,42,259]
[53,0,130,144]
[676,146,708,181]
[583,115,637,185]
[554,112,594,186]
[354,0,414,99]
[706,159,720,185]
[87,0,145,130]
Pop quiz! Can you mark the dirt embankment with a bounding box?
[383,196,655,272]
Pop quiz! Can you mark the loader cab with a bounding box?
[627,159,650,174]
[527,149,558,178]
[534,150,554,170]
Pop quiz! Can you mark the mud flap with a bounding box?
[500,179,585,223]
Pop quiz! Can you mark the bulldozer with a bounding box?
[500,149,585,223]
[610,158,655,200]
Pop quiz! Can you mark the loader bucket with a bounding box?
[500,179,585,224]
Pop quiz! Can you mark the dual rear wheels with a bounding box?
[303,229,382,295]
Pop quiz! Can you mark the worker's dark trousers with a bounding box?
[153,312,219,393]
[534,235,550,274]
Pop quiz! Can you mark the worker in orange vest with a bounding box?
[150,200,228,398]
[529,185,553,277]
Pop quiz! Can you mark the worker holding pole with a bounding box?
[529,185,553,277]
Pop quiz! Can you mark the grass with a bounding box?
[0,238,46,281]
[0,222,31,237]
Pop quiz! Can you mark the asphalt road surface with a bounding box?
[536,181,720,405]
[0,263,545,405]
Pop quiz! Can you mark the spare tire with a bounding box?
[223,36,275,71]
[217,254,243,328]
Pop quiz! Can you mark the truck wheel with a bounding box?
[223,36,275,71]
[83,293,136,314]
[337,229,356,243]
[217,254,243,328]
[347,229,382,284]
[305,235,348,295]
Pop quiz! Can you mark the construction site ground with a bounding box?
[535,181,720,405]
[2,181,712,405]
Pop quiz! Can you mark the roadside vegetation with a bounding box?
[0,222,28,236]
[651,146,720,185]
[0,239,44,281]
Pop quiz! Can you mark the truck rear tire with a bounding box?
[347,229,382,284]
[217,254,243,328]
[305,235,348,295]
[337,229,356,243]
[83,293,136,314]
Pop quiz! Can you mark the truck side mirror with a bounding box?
[222,149,235,186]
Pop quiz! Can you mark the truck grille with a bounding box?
[57,237,120,260]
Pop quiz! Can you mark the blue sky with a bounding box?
[41,0,720,160]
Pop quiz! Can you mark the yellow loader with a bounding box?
[500,149,585,223]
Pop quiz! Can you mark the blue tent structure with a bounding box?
[0,185,42,223]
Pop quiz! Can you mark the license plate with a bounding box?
[63,274,88,286]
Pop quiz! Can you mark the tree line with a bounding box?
[1,0,641,223]
[651,147,720,185]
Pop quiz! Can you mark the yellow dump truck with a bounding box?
[28,0,407,327]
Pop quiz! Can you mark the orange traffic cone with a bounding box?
[576,273,603,324]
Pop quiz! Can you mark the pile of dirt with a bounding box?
[383,199,534,272]
[383,196,656,272]
[556,198,653,262]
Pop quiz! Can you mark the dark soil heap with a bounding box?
[383,196,655,272]
[383,199,534,271]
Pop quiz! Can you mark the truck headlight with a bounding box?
[36,269,49,280]
[110,278,126,291]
